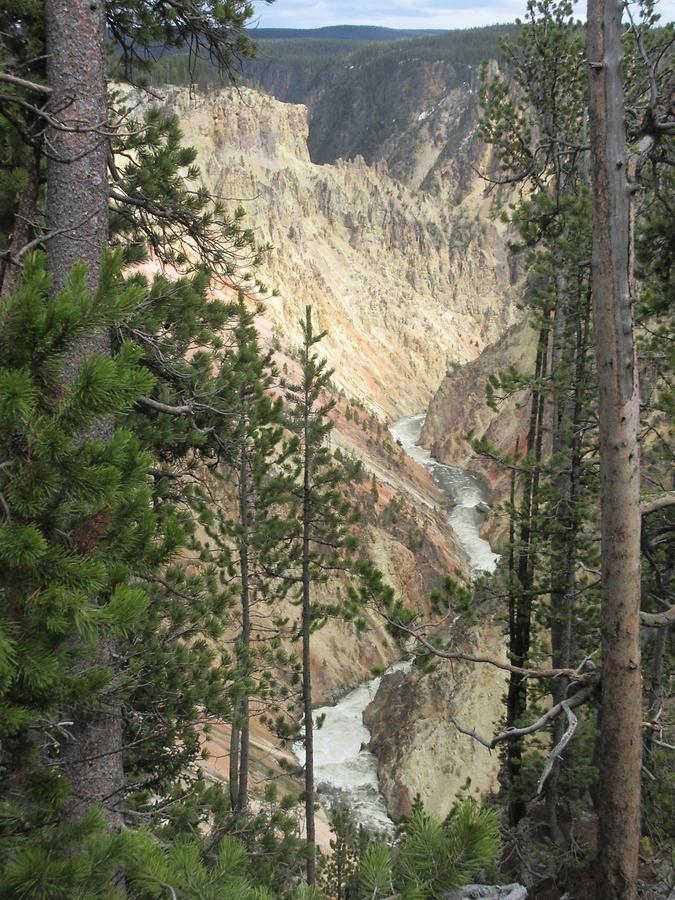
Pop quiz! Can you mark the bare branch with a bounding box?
[0,71,51,95]
[385,615,592,682]
[536,700,579,795]
[0,211,99,266]
[640,491,675,516]
[450,718,494,750]
[496,683,595,745]
[137,396,193,416]
[0,491,11,521]
[451,682,597,796]
[133,572,204,604]
[640,605,675,628]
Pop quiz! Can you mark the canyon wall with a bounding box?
[364,616,508,820]
[131,77,527,817]
[421,316,537,505]
[136,84,518,420]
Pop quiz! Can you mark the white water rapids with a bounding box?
[293,413,499,831]
[389,413,499,575]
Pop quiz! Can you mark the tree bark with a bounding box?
[547,272,591,843]
[302,376,316,886]
[45,0,125,831]
[229,720,240,811]
[236,439,251,812]
[587,2,643,897]
[507,322,548,826]
[45,0,108,293]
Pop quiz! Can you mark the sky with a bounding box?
[253,0,675,31]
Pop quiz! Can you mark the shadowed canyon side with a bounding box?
[422,318,538,507]
[254,55,489,194]
[146,84,519,419]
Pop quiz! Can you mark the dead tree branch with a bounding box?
[0,71,52,95]
[640,491,675,516]
[640,605,675,628]
[536,700,579,795]
[385,616,593,682]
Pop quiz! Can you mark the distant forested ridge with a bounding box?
[247,25,445,41]
[146,23,520,172]
[146,24,520,92]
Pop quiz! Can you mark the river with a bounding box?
[294,413,499,831]
[389,413,499,574]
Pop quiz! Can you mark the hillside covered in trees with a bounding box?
[0,1,673,899]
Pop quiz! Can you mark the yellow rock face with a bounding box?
[138,84,518,419]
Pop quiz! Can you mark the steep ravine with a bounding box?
[146,81,520,820]
[390,413,499,574]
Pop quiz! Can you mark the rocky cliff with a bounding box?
[245,26,515,199]
[421,317,537,506]
[143,85,518,420]
[364,616,508,820]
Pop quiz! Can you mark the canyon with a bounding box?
[139,49,530,828]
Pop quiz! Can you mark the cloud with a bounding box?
[253,0,542,30]
[252,0,674,31]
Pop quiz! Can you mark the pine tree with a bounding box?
[0,251,158,886]
[201,295,298,815]
[284,307,358,886]
[0,0,286,886]
[477,1,674,890]
[478,0,596,828]
[357,802,500,899]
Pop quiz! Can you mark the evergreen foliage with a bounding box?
[283,306,363,884]
[146,24,520,91]
[349,803,500,900]
[472,0,674,880]
[0,251,157,891]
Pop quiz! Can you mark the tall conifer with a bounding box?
[284,307,356,885]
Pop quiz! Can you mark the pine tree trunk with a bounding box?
[546,272,590,843]
[547,273,574,846]
[229,721,240,811]
[302,386,316,885]
[645,624,668,754]
[507,324,548,825]
[237,440,251,812]
[45,0,125,831]
[587,2,642,897]
[238,697,250,810]
[45,0,109,293]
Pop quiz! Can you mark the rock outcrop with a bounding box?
[364,616,508,820]
[421,317,537,507]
